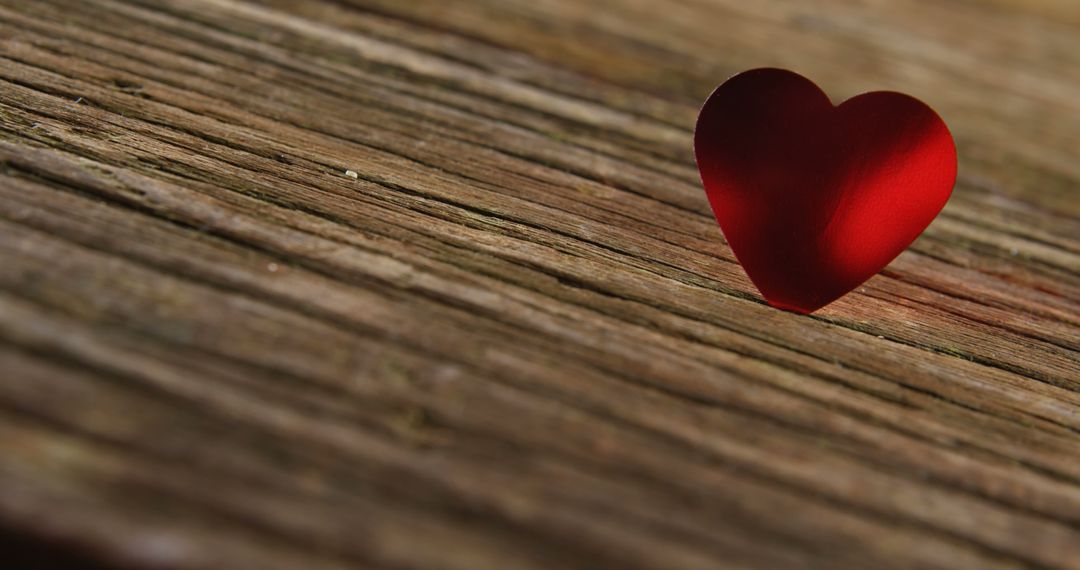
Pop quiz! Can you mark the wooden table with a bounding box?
[1,1,1078,568]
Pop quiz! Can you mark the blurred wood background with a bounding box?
[1,0,1078,568]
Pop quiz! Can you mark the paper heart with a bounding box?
[694,68,957,313]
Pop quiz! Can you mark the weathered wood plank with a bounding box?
[0,0,1077,568]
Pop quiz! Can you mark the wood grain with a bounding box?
[0,0,1077,568]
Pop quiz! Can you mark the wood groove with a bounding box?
[6,141,1071,444]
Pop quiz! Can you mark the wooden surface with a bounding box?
[0,0,1078,568]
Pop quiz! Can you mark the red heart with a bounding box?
[694,68,957,313]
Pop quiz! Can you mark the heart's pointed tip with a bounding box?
[764,298,819,315]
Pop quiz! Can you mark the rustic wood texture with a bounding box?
[0,0,1078,568]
